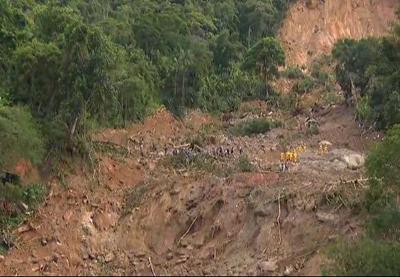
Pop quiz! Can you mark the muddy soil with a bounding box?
[0,104,381,276]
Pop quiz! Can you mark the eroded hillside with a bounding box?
[280,0,398,66]
[0,1,398,276]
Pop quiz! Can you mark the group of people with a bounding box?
[280,145,307,172]
[168,145,244,159]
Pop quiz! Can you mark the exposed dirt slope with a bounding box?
[0,105,382,276]
[280,0,398,66]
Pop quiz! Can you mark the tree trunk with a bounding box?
[350,76,358,107]
[69,115,79,142]
[264,72,269,99]
[182,72,185,108]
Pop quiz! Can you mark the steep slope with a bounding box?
[279,0,398,66]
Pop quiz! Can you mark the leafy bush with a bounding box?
[321,91,342,106]
[0,183,47,235]
[324,238,400,276]
[164,152,217,172]
[293,76,316,95]
[237,155,253,172]
[0,106,44,168]
[197,67,263,114]
[278,92,299,113]
[355,95,374,123]
[332,31,400,129]
[366,124,400,189]
[229,118,281,136]
[282,66,304,79]
[306,124,319,136]
[367,209,400,241]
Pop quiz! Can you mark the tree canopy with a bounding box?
[0,0,293,161]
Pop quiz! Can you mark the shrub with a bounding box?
[366,124,400,189]
[321,91,342,106]
[164,152,217,172]
[278,92,299,113]
[0,182,47,247]
[0,106,44,168]
[367,209,400,241]
[306,124,319,136]
[281,66,304,79]
[323,238,400,276]
[355,95,373,123]
[197,67,264,114]
[237,155,253,172]
[293,76,316,95]
[229,118,281,136]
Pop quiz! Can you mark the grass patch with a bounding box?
[229,118,281,136]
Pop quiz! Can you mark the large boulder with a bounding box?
[341,154,365,170]
[329,149,365,170]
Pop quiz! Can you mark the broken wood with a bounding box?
[277,191,282,246]
[178,216,198,245]
[173,143,191,149]
[148,257,156,276]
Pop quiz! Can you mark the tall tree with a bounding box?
[242,37,285,98]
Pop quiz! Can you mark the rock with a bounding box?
[93,212,117,231]
[258,260,278,274]
[283,265,294,276]
[342,154,365,170]
[105,253,115,263]
[17,224,31,234]
[41,238,48,246]
[316,211,337,223]
[319,140,332,146]
[63,210,73,221]
[166,252,173,261]
[148,161,156,171]
[21,202,29,211]
[135,252,146,258]
[0,255,4,262]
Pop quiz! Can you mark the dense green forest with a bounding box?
[0,0,291,166]
[332,22,400,130]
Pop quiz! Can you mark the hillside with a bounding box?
[280,0,398,66]
[0,0,399,276]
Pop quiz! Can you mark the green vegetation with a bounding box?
[281,66,304,79]
[326,125,400,275]
[164,152,217,173]
[292,76,316,95]
[229,118,281,136]
[0,0,292,161]
[332,23,400,129]
[324,238,400,276]
[0,106,44,168]
[242,37,286,98]
[237,155,253,172]
[0,183,47,251]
